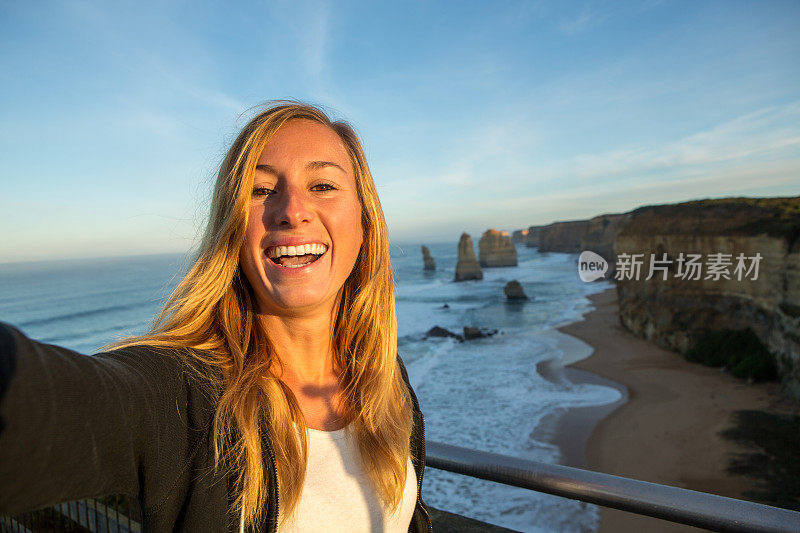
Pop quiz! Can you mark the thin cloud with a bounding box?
[565,101,800,180]
[304,3,329,83]
[383,101,800,239]
[557,5,605,36]
[63,2,245,114]
[265,0,332,95]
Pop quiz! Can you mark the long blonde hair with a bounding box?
[112,101,414,529]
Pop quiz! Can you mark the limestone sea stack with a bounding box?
[421,245,436,271]
[478,229,518,267]
[454,233,483,281]
[504,280,527,300]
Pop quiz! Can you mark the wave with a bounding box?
[38,319,152,345]
[17,300,156,329]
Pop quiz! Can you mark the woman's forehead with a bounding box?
[257,119,352,172]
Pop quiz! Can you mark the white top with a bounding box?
[239,423,418,532]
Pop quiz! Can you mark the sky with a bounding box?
[1,0,799,262]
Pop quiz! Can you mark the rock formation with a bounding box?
[525,226,541,248]
[613,197,800,397]
[455,233,483,281]
[425,326,463,342]
[504,280,527,300]
[512,229,528,244]
[421,245,436,271]
[581,213,632,279]
[538,220,590,253]
[463,326,498,340]
[478,229,518,267]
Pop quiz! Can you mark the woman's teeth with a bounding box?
[266,243,328,258]
[266,243,328,268]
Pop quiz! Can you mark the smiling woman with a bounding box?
[0,101,431,533]
[240,119,364,316]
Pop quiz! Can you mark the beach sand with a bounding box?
[552,286,792,532]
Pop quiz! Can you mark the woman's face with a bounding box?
[239,119,364,317]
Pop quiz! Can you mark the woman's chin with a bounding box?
[256,289,336,316]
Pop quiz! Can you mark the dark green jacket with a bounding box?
[0,323,432,532]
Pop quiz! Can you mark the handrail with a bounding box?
[4,442,799,532]
[426,440,800,533]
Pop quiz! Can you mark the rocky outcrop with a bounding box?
[421,245,436,271]
[504,280,527,300]
[538,220,590,253]
[478,229,517,267]
[525,226,541,247]
[512,229,528,244]
[425,325,499,342]
[455,233,483,281]
[425,326,463,341]
[614,197,800,398]
[463,326,498,340]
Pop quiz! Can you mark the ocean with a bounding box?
[0,242,620,532]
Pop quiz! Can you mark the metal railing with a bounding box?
[4,443,800,532]
[426,440,800,533]
[1,495,141,533]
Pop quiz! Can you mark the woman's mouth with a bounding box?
[266,243,328,269]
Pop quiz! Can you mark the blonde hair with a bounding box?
[111,101,414,529]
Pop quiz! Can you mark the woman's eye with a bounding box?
[312,182,337,192]
[252,187,275,197]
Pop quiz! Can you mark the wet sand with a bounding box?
[552,286,790,532]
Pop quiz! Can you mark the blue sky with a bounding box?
[1,1,798,262]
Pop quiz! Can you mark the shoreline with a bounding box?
[533,330,628,469]
[552,286,792,532]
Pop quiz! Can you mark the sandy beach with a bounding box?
[552,286,794,532]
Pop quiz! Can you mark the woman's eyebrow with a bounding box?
[305,160,347,173]
[255,164,278,175]
[255,161,347,175]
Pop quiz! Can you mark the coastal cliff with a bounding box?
[581,213,632,279]
[614,197,800,397]
[512,229,528,244]
[518,215,628,259]
[538,220,591,253]
[478,229,518,267]
[525,226,541,247]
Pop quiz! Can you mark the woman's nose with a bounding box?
[273,185,314,227]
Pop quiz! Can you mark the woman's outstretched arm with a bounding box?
[0,322,213,516]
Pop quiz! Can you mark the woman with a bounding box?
[0,101,432,532]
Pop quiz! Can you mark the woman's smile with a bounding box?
[262,240,329,274]
[266,242,328,268]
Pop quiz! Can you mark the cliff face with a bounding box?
[512,229,528,244]
[581,213,632,279]
[525,226,541,247]
[455,233,483,281]
[478,229,518,267]
[581,213,631,260]
[614,197,800,397]
[538,220,590,253]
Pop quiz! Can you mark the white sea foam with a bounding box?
[395,244,619,532]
